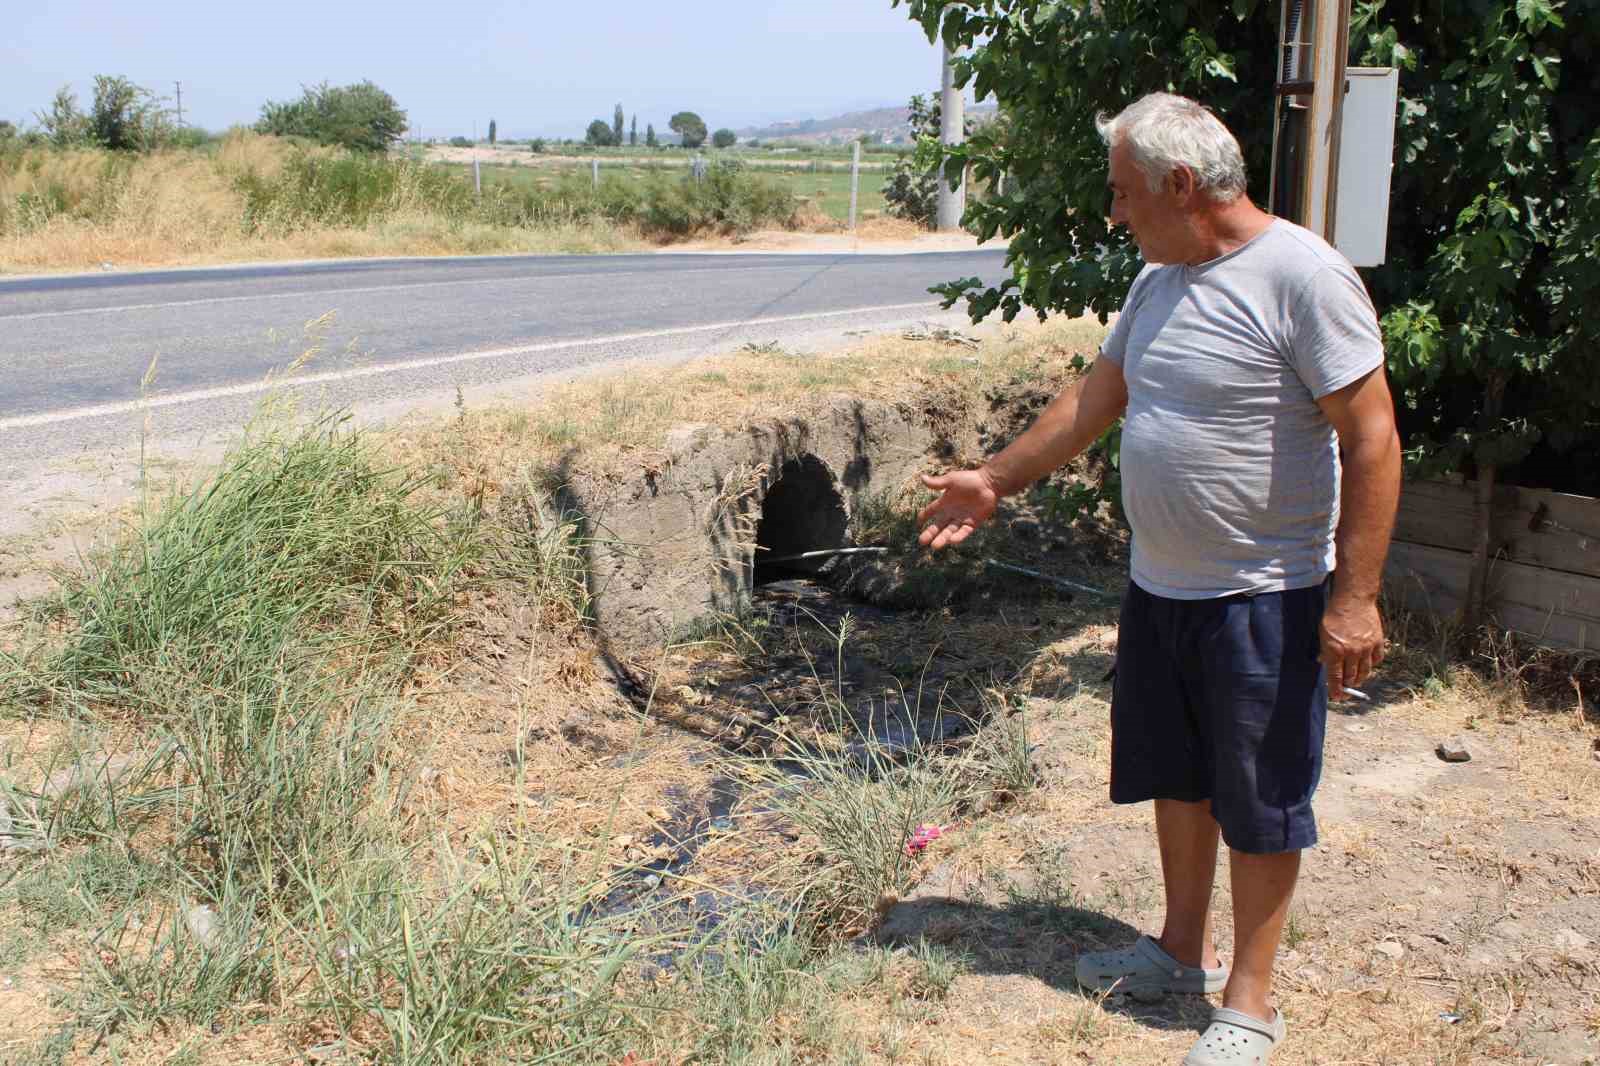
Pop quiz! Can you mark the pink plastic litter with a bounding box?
[904,823,948,856]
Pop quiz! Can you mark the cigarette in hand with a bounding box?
[1341,686,1371,702]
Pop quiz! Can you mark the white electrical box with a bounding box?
[1333,67,1400,267]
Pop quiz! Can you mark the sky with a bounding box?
[4,1,953,140]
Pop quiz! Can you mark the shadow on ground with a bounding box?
[876,896,1213,1035]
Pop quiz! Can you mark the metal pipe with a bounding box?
[984,559,1106,597]
[759,546,890,564]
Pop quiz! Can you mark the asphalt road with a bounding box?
[0,250,1008,474]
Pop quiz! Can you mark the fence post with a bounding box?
[849,141,861,232]
[592,159,599,189]
[474,155,481,199]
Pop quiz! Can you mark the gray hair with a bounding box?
[1095,92,1247,202]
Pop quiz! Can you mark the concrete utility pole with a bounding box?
[1302,0,1352,241]
[936,45,966,232]
[1271,0,1353,240]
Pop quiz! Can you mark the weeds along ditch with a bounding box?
[0,403,1085,1063]
[573,476,1112,959]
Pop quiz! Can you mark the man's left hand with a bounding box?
[1320,596,1385,700]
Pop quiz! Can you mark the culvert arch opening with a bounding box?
[753,455,849,586]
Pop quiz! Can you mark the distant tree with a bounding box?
[612,104,624,147]
[712,128,736,149]
[645,123,657,148]
[36,86,92,147]
[881,93,944,227]
[256,81,407,152]
[528,137,546,154]
[88,76,176,151]
[33,78,175,153]
[488,118,496,145]
[448,135,473,148]
[0,120,15,142]
[669,111,706,148]
[585,118,616,146]
[629,114,637,146]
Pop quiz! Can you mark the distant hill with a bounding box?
[735,102,997,146]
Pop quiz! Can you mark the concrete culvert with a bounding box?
[563,399,937,651]
[754,455,849,585]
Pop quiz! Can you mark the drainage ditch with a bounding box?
[553,391,1116,965]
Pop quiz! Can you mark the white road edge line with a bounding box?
[0,300,936,432]
[0,263,818,322]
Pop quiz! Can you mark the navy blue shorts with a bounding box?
[1109,579,1329,855]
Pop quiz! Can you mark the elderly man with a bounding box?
[917,92,1400,1064]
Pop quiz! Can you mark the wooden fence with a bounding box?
[1385,479,1600,651]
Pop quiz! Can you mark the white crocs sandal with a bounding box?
[1183,1007,1286,1065]
[1074,934,1229,1001]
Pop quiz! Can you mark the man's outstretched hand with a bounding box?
[917,469,1000,550]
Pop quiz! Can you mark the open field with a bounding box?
[1,318,1596,1065]
[419,143,903,171]
[459,161,891,225]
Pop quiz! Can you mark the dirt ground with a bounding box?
[372,360,1600,1064]
[1,326,1596,1065]
[862,619,1600,1066]
[415,353,1600,1064]
[332,521,1600,1066]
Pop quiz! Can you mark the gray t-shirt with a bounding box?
[1100,219,1383,599]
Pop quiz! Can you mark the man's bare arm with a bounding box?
[1316,366,1402,696]
[918,357,1128,550]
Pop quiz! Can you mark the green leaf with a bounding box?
[943,156,965,191]
[1531,54,1557,89]
[878,0,1600,489]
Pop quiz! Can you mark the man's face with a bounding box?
[1107,141,1184,264]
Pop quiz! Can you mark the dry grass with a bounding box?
[0,138,687,273]
[0,147,243,263]
[0,134,652,273]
